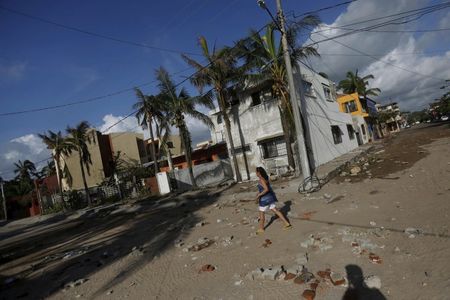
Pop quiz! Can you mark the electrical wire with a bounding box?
[0,5,202,56]
[0,66,194,117]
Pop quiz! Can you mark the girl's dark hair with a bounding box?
[256,167,269,181]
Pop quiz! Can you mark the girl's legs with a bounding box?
[258,211,265,231]
[271,208,291,226]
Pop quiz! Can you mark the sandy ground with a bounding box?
[1,122,450,300]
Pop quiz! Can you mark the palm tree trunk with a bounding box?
[147,117,159,176]
[222,110,242,182]
[180,127,197,188]
[167,149,174,171]
[279,108,296,170]
[78,151,91,206]
[54,155,66,209]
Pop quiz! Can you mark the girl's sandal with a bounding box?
[256,229,265,235]
[283,224,293,230]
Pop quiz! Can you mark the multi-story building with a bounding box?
[337,93,381,144]
[60,130,147,190]
[376,102,404,133]
[209,64,359,179]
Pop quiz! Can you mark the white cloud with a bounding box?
[0,61,27,83]
[98,114,145,136]
[0,134,51,179]
[11,134,47,155]
[306,0,450,111]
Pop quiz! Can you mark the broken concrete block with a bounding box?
[364,275,381,289]
[350,166,361,175]
[323,193,332,200]
[286,265,303,275]
[262,267,282,280]
[330,272,346,286]
[245,268,264,280]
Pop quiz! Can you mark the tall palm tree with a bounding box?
[338,70,381,97]
[39,131,73,206]
[156,67,214,188]
[66,121,94,206]
[155,111,175,170]
[237,19,320,171]
[133,89,163,176]
[182,37,244,182]
[13,159,36,182]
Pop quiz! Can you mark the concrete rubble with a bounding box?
[364,275,382,289]
[300,234,334,252]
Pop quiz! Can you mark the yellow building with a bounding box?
[337,93,369,117]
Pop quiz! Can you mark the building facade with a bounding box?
[209,64,359,179]
[60,130,147,190]
[337,93,381,144]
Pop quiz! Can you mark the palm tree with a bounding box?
[39,131,73,206]
[13,159,36,182]
[133,89,163,176]
[156,67,214,188]
[182,37,244,182]
[237,19,320,171]
[338,70,381,97]
[66,121,94,206]
[155,111,175,170]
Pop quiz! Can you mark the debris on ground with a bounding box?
[364,275,382,289]
[262,239,272,248]
[369,253,383,264]
[404,227,423,238]
[199,264,215,273]
[302,289,316,300]
[65,278,88,289]
[301,234,333,252]
[183,238,215,252]
[221,236,234,247]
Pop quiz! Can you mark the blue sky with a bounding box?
[0,0,449,178]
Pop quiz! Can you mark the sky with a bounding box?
[0,0,449,179]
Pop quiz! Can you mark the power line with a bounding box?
[0,66,194,117]
[288,0,357,18]
[319,25,450,33]
[319,49,449,56]
[314,30,447,81]
[0,5,202,56]
[303,2,450,46]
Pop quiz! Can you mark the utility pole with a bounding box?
[274,0,312,182]
[0,178,7,221]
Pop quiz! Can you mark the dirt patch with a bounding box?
[336,123,450,183]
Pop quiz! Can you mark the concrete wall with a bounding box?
[61,131,107,190]
[172,159,233,190]
[352,115,370,145]
[209,95,288,179]
[294,65,359,168]
[109,132,145,164]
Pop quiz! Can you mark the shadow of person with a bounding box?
[343,264,387,300]
[264,200,292,229]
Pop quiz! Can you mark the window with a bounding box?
[234,144,251,155]
[301,80,314,96]
[259,137,286,159]
[346,124,355,140]
[217,114,223,124]
[361,124,366,135]
[331,125,342,144]
[344,100,358,113]
[215,131,224,143]
[251,91,261,106]
[322,84,333,101]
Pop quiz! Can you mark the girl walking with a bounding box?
[255,167,292,234]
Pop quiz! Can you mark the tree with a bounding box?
[66,121,94,206]
[155,67,214,188]
[133,89,163,176]
[39,131,73,207]
[12,159,36,195]
[237,19,320,171]
[338,70,381,97]
[182,37,244,182]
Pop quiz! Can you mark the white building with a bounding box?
[209,63,359,179]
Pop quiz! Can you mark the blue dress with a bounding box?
[258,181,278,206]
